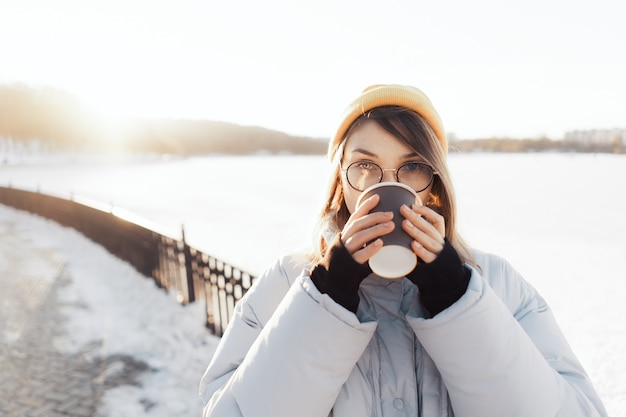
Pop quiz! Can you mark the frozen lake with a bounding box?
[1,152,625,413]
[2,152,624,275]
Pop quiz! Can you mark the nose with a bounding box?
[381,168,397,183]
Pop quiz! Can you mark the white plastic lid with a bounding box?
[368,245,417,279]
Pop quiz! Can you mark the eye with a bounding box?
[353,161,377,171]
[402,162,427,172]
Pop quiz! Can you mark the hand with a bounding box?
[400,203,446,263]
[340,194,395,264]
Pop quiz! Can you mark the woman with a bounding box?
[199,84,607,416]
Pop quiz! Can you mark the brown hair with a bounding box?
[310,106,475,267]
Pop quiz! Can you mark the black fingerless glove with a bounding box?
[406,238,471,317]
[310,236,372,313]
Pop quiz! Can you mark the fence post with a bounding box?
[181,225,196,304]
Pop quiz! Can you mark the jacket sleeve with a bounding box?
[199,255,377,417]
[406,256,608,417]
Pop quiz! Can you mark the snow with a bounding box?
[1,152,625,415]
[1,204,217,417]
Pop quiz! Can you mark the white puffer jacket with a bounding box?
[199,250,607,417]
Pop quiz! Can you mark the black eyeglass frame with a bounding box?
[341,160,438,193]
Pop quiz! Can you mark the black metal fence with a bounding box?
[0,186,254,336]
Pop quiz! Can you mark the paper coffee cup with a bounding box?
[356,182,420,278]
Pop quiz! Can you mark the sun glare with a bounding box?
[74,96,133,151]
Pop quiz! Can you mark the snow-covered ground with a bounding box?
[1,204,217,417]
[1,152,624,415]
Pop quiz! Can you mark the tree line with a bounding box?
[0,84,96,148]
[1,84,623,155]
[0,84,327,155]
[450,137,626,154]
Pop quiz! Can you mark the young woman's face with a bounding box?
[341,119,434,214]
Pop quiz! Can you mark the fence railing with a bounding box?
[0,186,254,336]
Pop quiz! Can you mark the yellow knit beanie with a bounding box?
[330,84,447,157]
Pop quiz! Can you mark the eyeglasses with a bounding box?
[341,160,437,193]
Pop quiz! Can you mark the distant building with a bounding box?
[564,128,626,146]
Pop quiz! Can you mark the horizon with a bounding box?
[1,0,625,140]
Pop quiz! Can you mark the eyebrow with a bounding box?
[350,148,420,160]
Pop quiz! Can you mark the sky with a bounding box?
[1,0,625,140]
